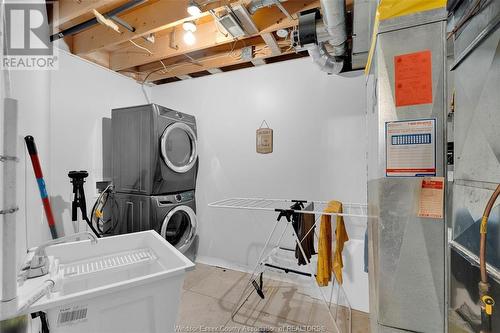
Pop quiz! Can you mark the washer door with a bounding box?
[160,122,197,173]
[160,205,197,253]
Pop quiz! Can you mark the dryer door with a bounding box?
[160,122,198,173]
[160,205,197,253]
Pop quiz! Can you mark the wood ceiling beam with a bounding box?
[72,0,237,55]
[56,0,127,28]
[140,41,293,82]
[110,19,233,71]
[136,35,264,73]
[110,0,319,71]
[81,50,111,68]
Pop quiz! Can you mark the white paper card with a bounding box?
[386,119,436,177]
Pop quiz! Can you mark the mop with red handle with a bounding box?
[24,135,58,239]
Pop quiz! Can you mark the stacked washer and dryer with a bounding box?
[110,104,199,259]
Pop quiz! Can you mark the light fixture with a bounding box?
[277,29,288,38]
[183,31,196,45]
[187,1,201,16]
[182,20,196,45]
[182,21,197,32]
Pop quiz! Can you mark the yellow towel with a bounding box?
[316,201,349,286]
[316,209,332,287]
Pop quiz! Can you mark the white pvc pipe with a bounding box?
[2,98,18,303]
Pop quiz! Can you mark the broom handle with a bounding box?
[24,136,58,239]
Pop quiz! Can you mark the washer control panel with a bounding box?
[174,190,194,203]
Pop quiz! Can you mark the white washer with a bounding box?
[110,190,198,256]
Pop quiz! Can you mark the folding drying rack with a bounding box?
[208,198,368,333]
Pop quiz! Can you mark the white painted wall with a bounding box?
[5,50,148,271]
[151,59,369,312]
[48,51,149,238]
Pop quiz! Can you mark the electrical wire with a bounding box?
[90,184,113,235]
[84,216,102,238]
[447,0,484,39]
[129,39,153,55]
[96,195,120,236]
[104,198,121,235]
[227,39,241,59]
[159,59,169,72]
[142,63,181,83]
[141,38,260,83]
[183,53,204,66]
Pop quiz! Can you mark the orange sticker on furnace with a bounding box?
[418,177,444,219]
[395,50,433,107]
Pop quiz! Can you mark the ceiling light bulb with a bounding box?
[183,31,196,45]
[182,21,197,32]
[187,2,201,16]
[277,29,288,38]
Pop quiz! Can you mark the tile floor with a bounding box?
[176,263,370,332]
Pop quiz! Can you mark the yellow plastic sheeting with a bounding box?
[378,0,447,20]
[365,0,447,74]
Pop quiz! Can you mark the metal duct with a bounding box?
[320,0,346,54]
[247,0,285,15]
[307,0,346,74]
[308,42,344,73]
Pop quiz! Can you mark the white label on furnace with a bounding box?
[386,119,436,177]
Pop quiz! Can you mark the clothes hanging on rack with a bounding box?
[316,200,349,286]
[291,202,316,265]
[333,201,349,285]
[316,204,333,287]
[209,197,367,331]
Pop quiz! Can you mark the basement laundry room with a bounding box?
[1,0,500,333]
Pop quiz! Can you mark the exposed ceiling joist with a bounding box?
[72,0,237,55]
[110,0,318,71]
[251,0,318,32]
[137,35,264,73]
[143,42,296,82]
[56,0,127,28]
[110,20,233,71]
[55,0,332,84]
[81,50,111,68]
